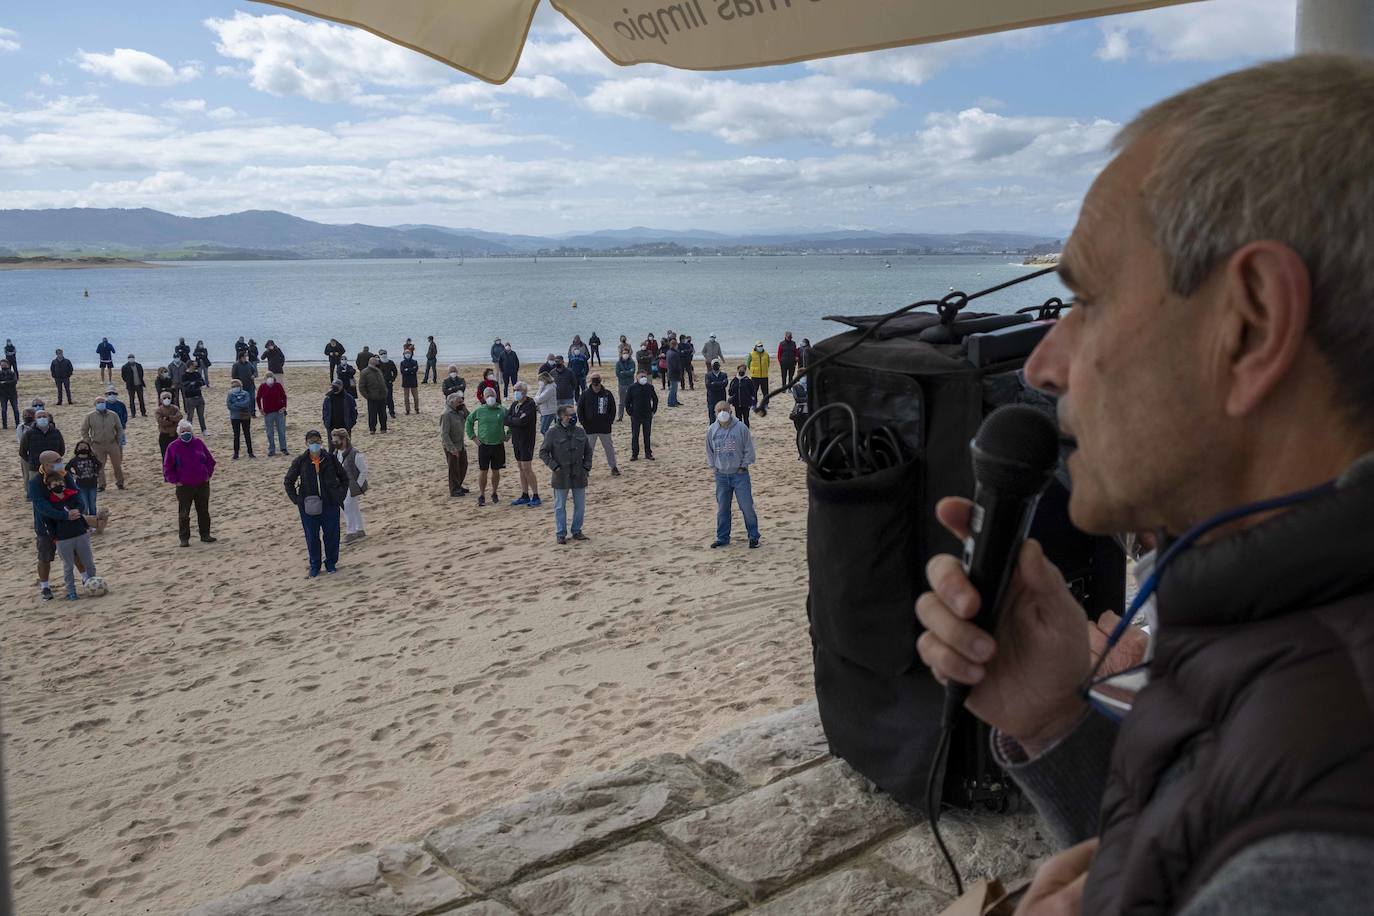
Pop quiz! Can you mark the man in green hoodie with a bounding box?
[465,391,508,506]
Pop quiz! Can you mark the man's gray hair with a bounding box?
[1116,54,1374,420]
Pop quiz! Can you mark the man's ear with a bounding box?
[1217,241,1312,418]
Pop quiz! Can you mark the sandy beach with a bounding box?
[2,363,814,915]
[0,258,161,271]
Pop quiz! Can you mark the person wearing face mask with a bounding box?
[440,393,471,498]
[96,336,117,385]
[538,352,558,378]
[3,338,16,372]
[703,360,729,424]
[441,365,466,401]
[154,365,175,408]
[358,356,389,434]
[332,428,368,543]
[121,354,147,418]
[284,429,348,577]
[42,461,101,601]
[181,360,208,432]
[588,332,602,366]
[577,374,620,477]
[102,385,129,427]
[263,339,286,375]
[789,373,810,457]
[504,381,541,506]
[399,348,420,414]
[162,420,217,548]
[535,371,559,435]
[166,355,185,407]
[635,341,654,380]
[680,335,696,390]
[727,365,755,427]
[377,349,399,419]
[155,391,184,458]
[193,340,211,386]
[623,372,658,461]
[29,450,80,600]
[0,358,18,430]
[68,441,102,516]
[335,357,358,398]
[776,332,800,389]
[19,409,61,495]
[256,372,288,457]
[465,390,509,507]
[322,378,358,435]
[614,348,636,422]
[701,334,722,367]
[81,396,125,490]
[324,338,345,382]
[226,379,257,460]
[231,350,257,399]
[50,348,74,405]
[499,343,521,398]
[476,368,500,405]
[706,400,760,549]
[567,337,590,397]
[747,341,770,410]
[539,405,593,544]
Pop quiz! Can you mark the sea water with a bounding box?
[0,255,1066,369]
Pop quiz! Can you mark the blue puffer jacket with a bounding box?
[226,387,255,420]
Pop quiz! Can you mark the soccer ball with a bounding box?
[83,576,109,597]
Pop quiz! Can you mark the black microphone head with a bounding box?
[971,405,1060,496]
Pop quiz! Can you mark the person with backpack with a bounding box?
[728,365,756,427]
[284,429,348,577]
[332,428,368,543]
[163,420,217,547]
[777,331,800,389]
[226,379,257,459]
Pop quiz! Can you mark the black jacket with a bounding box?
[442,374,466,398]
[552,366,576,400]
[399,357,419,386]
[264,346,286,373]
[181,370,205,401]
[666,348,683,381]
[704,370,729,410]
[426,340,438,359]
[499,349,520,375]
[193,346,210,368]
[121,361,146,389]
[728,375,755,411]
[335,363,357,395]
[174,342,191,361]
[778,338,799,365]
[322,391,358,430]
[231,360,256,391]
[324,341,345,361]
[577,387,616,434]
[0,366,16,397]
[20,424,64,470]
[50,357,74,380]
[504,397,538,446]
[284,450,349,508]
[379,359,398,387]
[624,382,659,420]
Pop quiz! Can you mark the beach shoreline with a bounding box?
[0,257,162,271]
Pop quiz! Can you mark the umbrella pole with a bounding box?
[1298,0,1374,56]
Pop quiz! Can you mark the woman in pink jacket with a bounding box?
[162,419,218,547]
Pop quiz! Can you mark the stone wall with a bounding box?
[190,703,1050,915]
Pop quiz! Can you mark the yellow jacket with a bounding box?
[747,349,770,379]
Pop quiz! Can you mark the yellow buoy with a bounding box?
[572,300,577,309]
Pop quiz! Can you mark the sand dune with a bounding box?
[1,363,814,915]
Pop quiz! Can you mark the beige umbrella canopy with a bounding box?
[254,0,1196,84]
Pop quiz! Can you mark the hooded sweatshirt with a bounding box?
[706,417,756,475]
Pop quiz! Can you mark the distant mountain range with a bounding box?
[0,208,1061,260]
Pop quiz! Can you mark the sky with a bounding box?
[0,0,1296,236]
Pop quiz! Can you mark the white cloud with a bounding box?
[429,75,572,110]
[205,11,452,103]
[76,48,202,86]
[38,72,64,87]
[584,74,898,146]
[163,98,207,113]
[516,34,619,78]
[1094,0,1295,62]
[207,107,239,121]
[0,27,19,53]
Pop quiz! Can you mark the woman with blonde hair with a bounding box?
[332,427,369,543]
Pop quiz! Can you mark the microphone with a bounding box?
[943,404,1061,723]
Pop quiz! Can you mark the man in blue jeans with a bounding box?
[283,429,349,577]
[539,405,593,545]
[706,400,760,549]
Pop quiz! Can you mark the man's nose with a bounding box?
[1024,317,1071,398]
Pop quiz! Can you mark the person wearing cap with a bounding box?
[499,342,521,398]
[81,396,125,491]
[324,338,345,381]
[155,388,184,458]
[377,349,399,419]
[465,388,509,507]
[539,404,593,545]
[121,354,147,418]
[102,385,129,427]
[423,335,439,384]
[0,357,18,430]
[704,359,729,423]
[399,348,421,414]
[284,429,348,577]
[440,392,471,497]
[50,348,74,405]
[577,373,620,477]
[257,371,288,457]
[29,449,78,600]
[226,379,257,459]
[332,428,368,543]
[322,378,358,434]
[96,336,117,384]
[181,359,208,432]
[358,356,389,434]
[614,346,636,422]
[231,349,257,397]
[504,380,542,505]
[707,400,760,549]
[747,341,771,410]
[162,419,217,547]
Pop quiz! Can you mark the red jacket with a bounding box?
[256,381,288,413]
[476,378,499,403]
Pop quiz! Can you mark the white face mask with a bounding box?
[162,397,172,405]
[485,395,497,407]
[265,378,275,385]
[718,411,732,425]
[638,377,648,385]
[449,371,458,378]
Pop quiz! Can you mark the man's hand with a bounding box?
[1015,838,1098,916]
[915,497,1089,753]
[67,509,82,520]
[1087,611,1149,678]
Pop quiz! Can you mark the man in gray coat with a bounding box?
[538,405,593,545]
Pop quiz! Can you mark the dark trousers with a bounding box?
[127,385,147,416]
[55,377,72,404]
[446,449,468,494]
[231,418,255,457]
[176,482,211,542]
[366,398,388,432]
[299,506,341,574]
[329,358,340,382]
[630,416,653,458]
[590,345,601,366]
[684,363,695,389]
[502,372,517,397]
[159,432,174,458]
[385,385,396,417]
[424,358,437,384]
[753,377,770,409]
[1,393,18,428]
[780,362,797,388]
[735,404,752,427]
